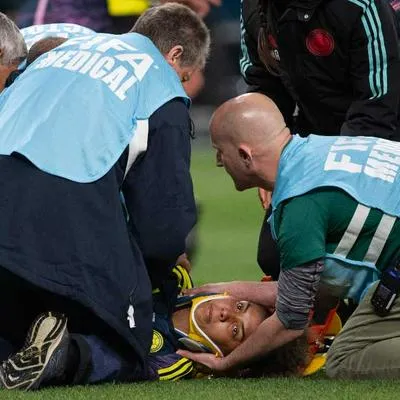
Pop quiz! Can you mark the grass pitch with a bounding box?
[191,147,263,283]
[0,148,397,399]
[2,378,399,400]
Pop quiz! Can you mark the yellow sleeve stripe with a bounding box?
[173,265,193,290]
[180,265,193,289]
[170,364,194,381]
[158,357,193,376]
[172,267,184,287]
[159,360,194,381]
[158,356,191,375]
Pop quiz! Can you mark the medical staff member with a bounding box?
[240,0,400,281]
[179,92,400,379]
[0,3,210,390]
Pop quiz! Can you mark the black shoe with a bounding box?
[0,311,69,390]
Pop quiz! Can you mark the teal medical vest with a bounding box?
[0,32,189,183]
[271,135,400,301]
[21,23,95,50]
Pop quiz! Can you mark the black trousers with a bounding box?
[0,266,149,384]
[0,266,135,360]
[257,208,280,280]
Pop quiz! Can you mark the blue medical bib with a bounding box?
[0,32,189,183]
[272,135,400,220]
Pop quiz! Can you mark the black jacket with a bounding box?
[0,99,196,377]
[241,0,400,139]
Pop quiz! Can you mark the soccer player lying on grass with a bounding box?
[147,266,310,380]
[0,265,338,389]
[181,276,344,378]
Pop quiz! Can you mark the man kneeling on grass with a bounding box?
[179,93,400,380]
[0,2,208,390]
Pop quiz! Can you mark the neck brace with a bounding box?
[185,294,230,357]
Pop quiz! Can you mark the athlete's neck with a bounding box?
[172,307,190,333]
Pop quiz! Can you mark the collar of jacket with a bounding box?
[277,0,325,22]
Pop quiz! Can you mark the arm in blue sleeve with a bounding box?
[122,98,197,287]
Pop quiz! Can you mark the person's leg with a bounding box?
[326,282,400,379]
[0,260,154,387]
[0,338,15,361]
[0,312,70,390]
[0,265,117,347]
[0,267,44,347]
[0,312,150,390]
[257,209,280,280]
[72,334,149,384]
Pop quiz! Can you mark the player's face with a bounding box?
[194,296,267,355]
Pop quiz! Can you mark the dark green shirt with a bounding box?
[274,188,400,271]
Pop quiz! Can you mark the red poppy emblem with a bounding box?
[305,29,334,56]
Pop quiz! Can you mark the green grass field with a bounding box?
[2,378,399,400]
[0,148,397,399]
[191,147,263,284]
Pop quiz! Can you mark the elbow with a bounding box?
[284,325,305,342]
[141,229,187,262]
[135,206,197,261]
[145,225,196,262]
[291,328,305,341]
[340,117,397,139]
[273,311,306,346]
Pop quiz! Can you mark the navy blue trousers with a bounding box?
[0,267,147,385]
[0,333,146,384]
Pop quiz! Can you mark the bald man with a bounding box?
[179,93,400,379]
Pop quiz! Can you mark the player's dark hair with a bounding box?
[238,334,310,377]
[27,37,68,66]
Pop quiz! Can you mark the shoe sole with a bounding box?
[0,311,68,390]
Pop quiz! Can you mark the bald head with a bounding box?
[209,94,291,192]
[209,93,287,148]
